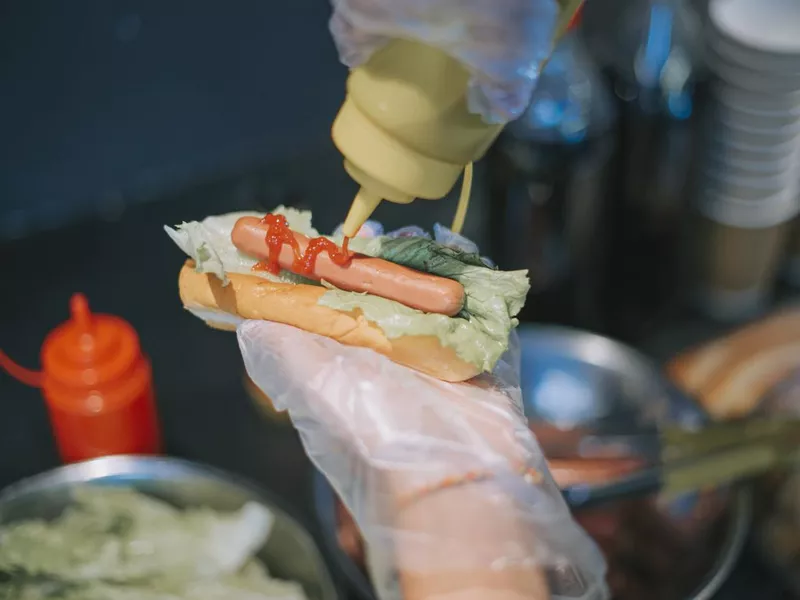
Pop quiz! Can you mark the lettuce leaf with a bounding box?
[322,236,529,371]
[0,487,305,600]
[164,207,319,286]
[165,210,529,373]
[0,487,274,583]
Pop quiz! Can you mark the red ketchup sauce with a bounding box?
[253,214,352,275]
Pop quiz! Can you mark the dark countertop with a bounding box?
[0,172,793,599]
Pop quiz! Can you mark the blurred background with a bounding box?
[2,0,800,598]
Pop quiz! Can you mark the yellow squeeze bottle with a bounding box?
[332,39,502,238]
[332,1,584,237]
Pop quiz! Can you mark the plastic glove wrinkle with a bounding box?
[237,320,608,599]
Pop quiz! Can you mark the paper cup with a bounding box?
[701,169,798,201]
[709,114,800,147]
[709,0,800,55]
[707,50,800,93]
[693,184,799,320]
[697,186,800,228]
[713,82,800,114]
[705,147,797,176]
[705,135,800,165]
[713,102,800,130]
[693,212,792,321]
[708,28,800,74]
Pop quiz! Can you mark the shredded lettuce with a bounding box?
[322,236,529,371]
[166,209,529,372]
[0,487,306,600]
[164,207,319,286]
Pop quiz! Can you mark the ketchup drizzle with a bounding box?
[253,213,352,275]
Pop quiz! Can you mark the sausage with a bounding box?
[232,216,466,316]
[548,458,644,488]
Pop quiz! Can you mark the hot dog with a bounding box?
[231,216,465,317]
[166,207,530,382]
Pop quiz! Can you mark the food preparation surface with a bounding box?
[0,178,790,599]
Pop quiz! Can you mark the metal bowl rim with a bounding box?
[689,485,752,600]
[0,455,339,600]
[515,324,665,384]
[516,324,708,429]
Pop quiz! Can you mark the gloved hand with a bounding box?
[238,321,609,600]
[329,0,560,123]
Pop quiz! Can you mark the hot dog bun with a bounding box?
[667,307,800,419]
[178,261,480,382]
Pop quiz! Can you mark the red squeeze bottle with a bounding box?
[0,294,161,463]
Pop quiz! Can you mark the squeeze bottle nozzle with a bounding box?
[343,188,383,239]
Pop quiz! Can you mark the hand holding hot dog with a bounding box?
[238,320,609,600]
[166,209,609,600]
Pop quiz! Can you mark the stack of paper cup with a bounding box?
[693,0,800,320]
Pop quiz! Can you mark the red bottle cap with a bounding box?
[42,294,142,393]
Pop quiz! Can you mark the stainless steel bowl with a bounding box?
[0,455,339,600]
[517,325,706,438]
[313,326,751,600]
[519,326,750,600]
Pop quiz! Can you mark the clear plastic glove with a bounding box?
[238,322,609,600]
[329,0,560,123]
